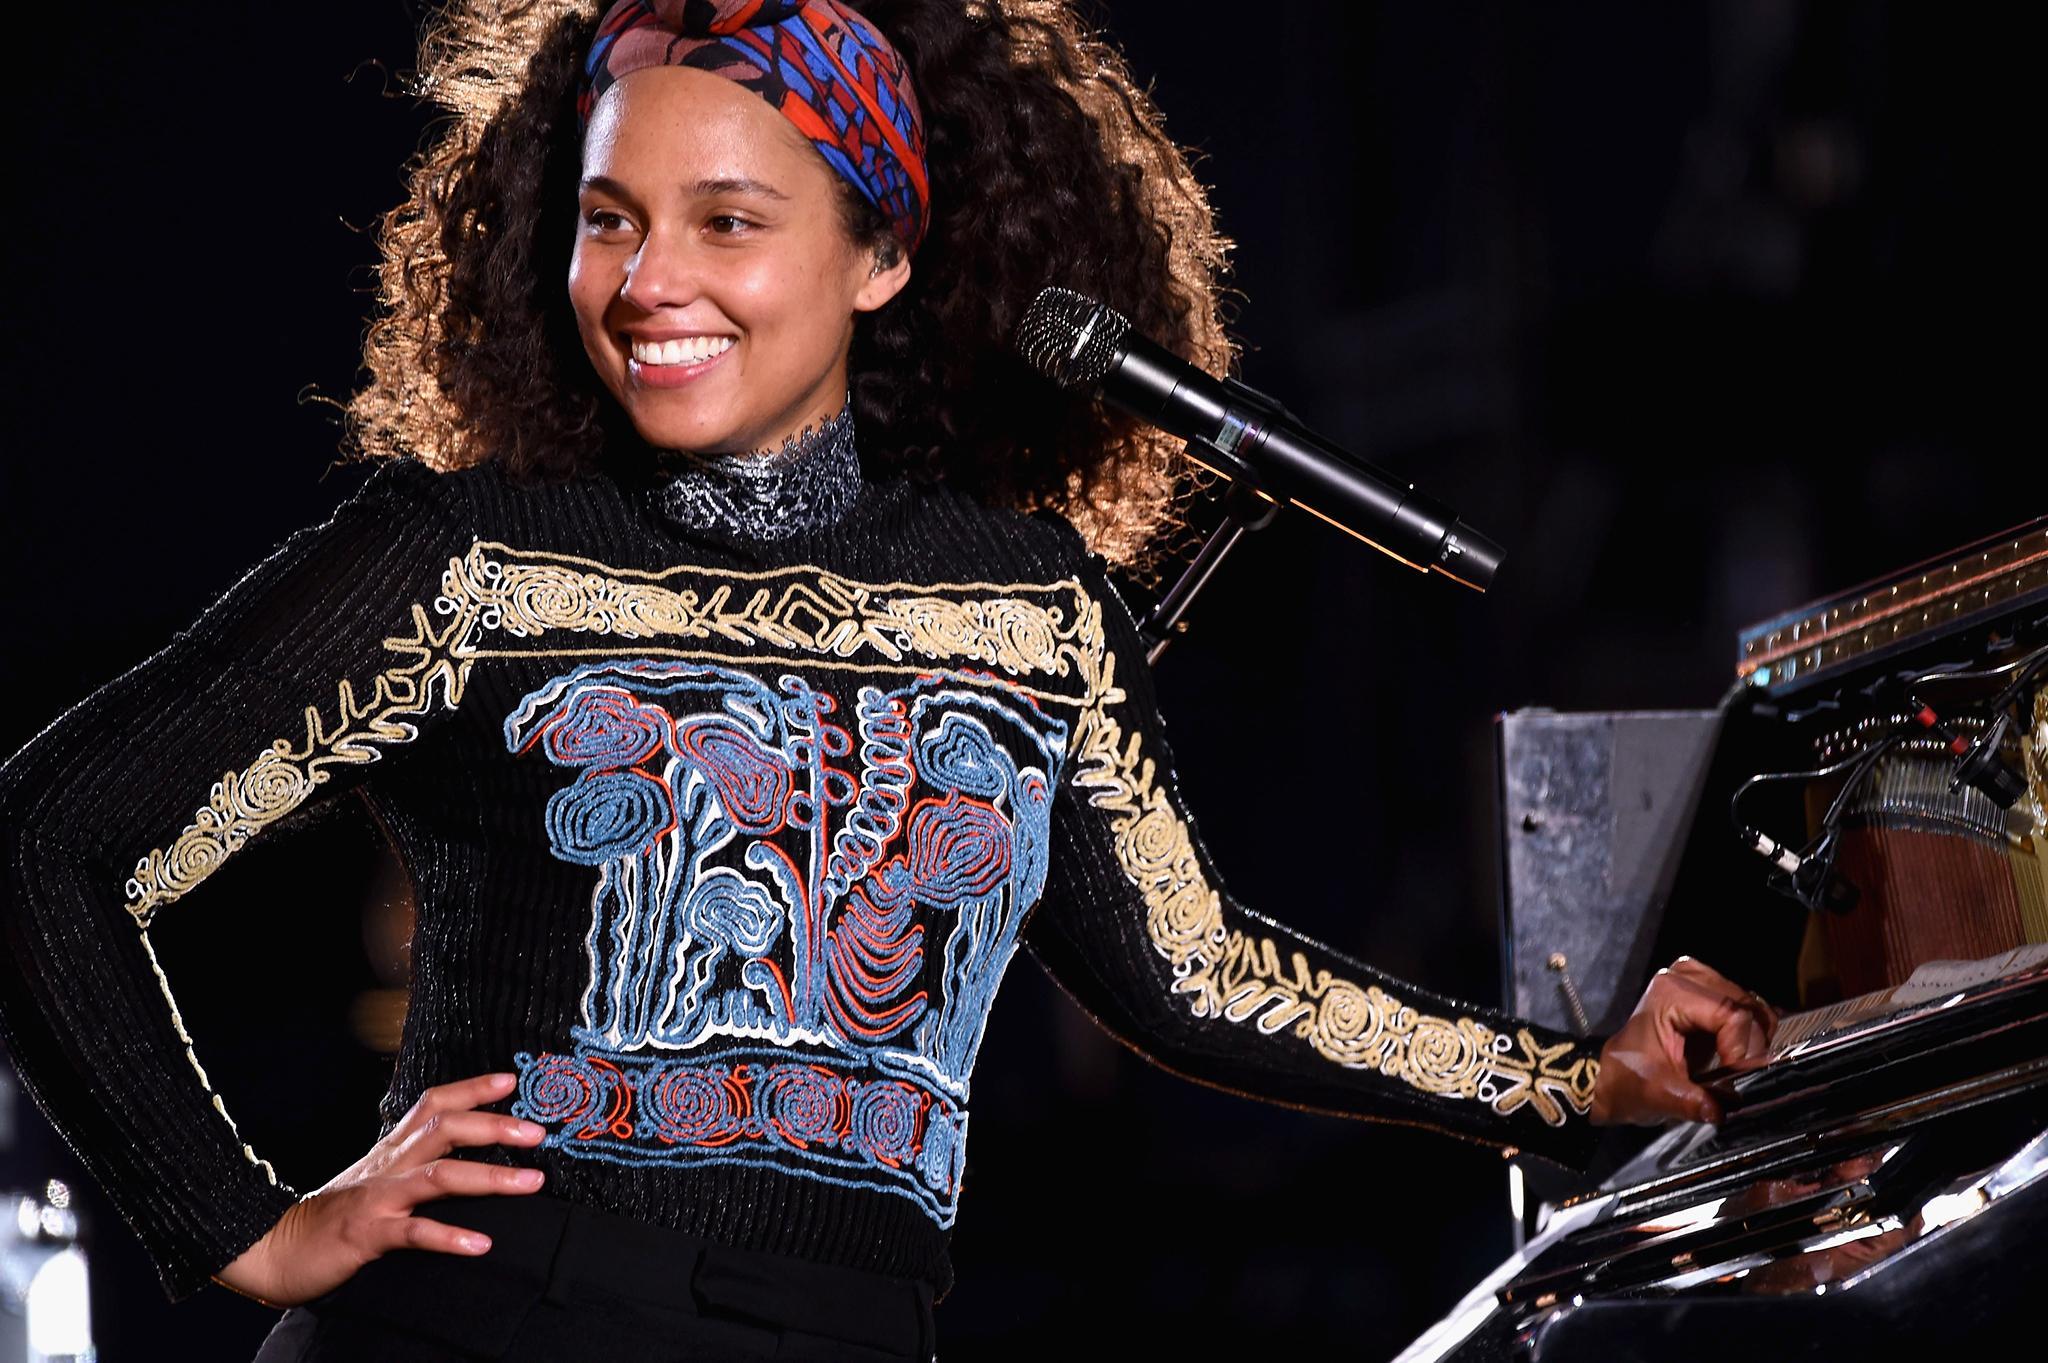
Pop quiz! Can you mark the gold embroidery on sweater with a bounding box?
[124,575,487,926]
[136,925,288,1189]
[119,552,488,1194]
[1059,580,1600,1126]
[437,543,1094,686]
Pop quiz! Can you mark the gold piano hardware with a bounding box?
[1736,516,2048,689]
[1548,952,1592,1035]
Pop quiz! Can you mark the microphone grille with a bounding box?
[1013,285,1131,388]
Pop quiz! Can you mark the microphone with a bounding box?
[1012,285,1506,591]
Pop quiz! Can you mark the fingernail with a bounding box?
[464,1233,492,1252]
[517,1121,546,1138]
[517,1168,545,1186]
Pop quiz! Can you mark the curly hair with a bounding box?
[331,0,1242,586]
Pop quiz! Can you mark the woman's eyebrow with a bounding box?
[691,175,791,201]
[578,173,791,201]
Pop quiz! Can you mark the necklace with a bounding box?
[650,393,866,542]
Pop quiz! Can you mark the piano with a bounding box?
[1398,515,2048,1359]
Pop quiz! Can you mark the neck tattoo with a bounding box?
[651,392,866,542]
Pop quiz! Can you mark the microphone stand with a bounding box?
[1133,462,1279,666]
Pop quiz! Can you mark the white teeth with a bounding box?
[631,335,736,366]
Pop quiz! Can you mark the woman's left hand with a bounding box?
[1590,956,1779,1127]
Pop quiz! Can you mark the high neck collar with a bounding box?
[649,393,866,543]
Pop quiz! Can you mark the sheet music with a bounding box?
[1890,943,2048,1006]
[1738,942,2048,1060]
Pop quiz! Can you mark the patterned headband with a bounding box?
[577,0,931,259]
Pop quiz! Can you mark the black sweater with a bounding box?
[0,453,1604,1305]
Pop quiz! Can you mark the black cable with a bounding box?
[1730,722,1906,914]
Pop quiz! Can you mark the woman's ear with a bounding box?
[854,247,912,313]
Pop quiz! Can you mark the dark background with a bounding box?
[0,2,2030,1358]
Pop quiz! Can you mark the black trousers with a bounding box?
[248,1193,939,1362]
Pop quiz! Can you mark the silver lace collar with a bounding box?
[650,392,866,542]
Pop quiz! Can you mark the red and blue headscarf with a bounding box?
[578,0,931,259]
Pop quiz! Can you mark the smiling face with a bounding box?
[570,65,911,458]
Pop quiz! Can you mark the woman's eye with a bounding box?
[707,214,754,236]
[584,208,629,232]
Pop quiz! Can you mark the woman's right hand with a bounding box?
[1590,956,1777,1127]
[212,1071,548,1309]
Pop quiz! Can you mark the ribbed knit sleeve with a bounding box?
[1020,540,1606,1171]
[0,456,475,1302]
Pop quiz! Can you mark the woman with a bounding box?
[0,2,1774,1359]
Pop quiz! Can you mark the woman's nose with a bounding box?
[619,230,704,311]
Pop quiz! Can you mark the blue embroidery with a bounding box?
[504,659,1066,1225]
